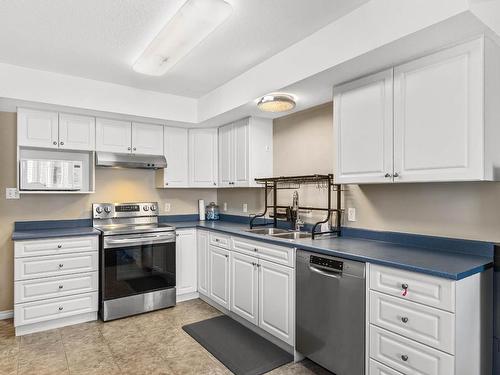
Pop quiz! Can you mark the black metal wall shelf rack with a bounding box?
[249,174,343,239]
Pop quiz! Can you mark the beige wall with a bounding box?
[0,112,216,311]
[219,102,500,243]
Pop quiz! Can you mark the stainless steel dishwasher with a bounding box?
[296,249,366,375]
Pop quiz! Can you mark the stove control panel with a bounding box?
[93,202,159,219]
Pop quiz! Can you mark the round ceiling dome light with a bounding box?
[257,94,296,113]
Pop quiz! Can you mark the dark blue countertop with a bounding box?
[169,220,493,280]
[12,217,493,280]
[12,226,101,240]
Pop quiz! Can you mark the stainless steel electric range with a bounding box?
[92,202,176,321]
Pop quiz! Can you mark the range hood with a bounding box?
[96,152,167,170]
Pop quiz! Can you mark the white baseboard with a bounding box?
[0,310,14,320]
[177,291,199,303]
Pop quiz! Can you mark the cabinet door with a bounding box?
[132,122,164,155]
[258,259,294,345]
[18,109,59,148]
[189,129,218,187]
[58,113,95,151]
[230,251,258,325]
[233,119,249,187]
[393,40,483,182]
[334,69,394,184]
[163,127,189,187]
[176,229,197,296]
[197,230,209,296]
[218,124,233,187]
[208,245,230,309]
[95,118,131,153]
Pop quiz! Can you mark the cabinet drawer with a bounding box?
[369,359,404,375]
[210,232,230,249]
[231,237,294,267]
[370,325,454,375]
[15,252,98,281]
[370,291,455,354]
[15,236,98,258]
[14,292,98,327]
[370,264,455,312]
[15,272,98,304]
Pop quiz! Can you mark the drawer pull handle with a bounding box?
[59,264,64,268]
[401,317,409,323]
[57,244,62,248]
[58,307,63,311]
[58,285,64,289]
[401,355,408,362]
[401,283,409,296]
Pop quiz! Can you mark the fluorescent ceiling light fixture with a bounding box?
[257,94,296,113]
[133,0,232,76]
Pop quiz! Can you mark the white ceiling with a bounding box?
[0,0,369,98]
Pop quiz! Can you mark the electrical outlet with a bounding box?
[5,188,19,200]
[243,203,248,213]
[164,202,171,212]
[223,202,227,211]
[347,207,356,222]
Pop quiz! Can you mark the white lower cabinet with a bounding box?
[230,251,258,325]
[258,259,294,345]
[175,229,197,296]
[208,245,230,309]
[367,264,491,375]
[197,230,210,296]
[199,231,295,346]
[13,235,99,336]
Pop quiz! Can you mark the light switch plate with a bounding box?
[347,207,356,222]
[6,188,19,200]
[223,202,227,211]
[164,202,171,212]
[243,203,248,213]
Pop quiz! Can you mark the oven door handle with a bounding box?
[104,233,175,248]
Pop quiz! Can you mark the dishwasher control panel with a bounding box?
[310,255,343,271]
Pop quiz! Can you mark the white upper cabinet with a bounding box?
[18,109,59,149]
[218,117,272,187]
[18,109,95,151]
[189,128,218,187]
[157,127,189,187]
[58,113,95,151]
[96,118,131,154]
[334,69,394,184]
[334,36,500,184]
[393,39,484,182]
[131,122,164,155]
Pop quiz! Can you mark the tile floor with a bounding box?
[0,299,332,375]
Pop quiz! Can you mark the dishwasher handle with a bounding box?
[309,264,342,279]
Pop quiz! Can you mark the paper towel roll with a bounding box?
[198,199,206,221]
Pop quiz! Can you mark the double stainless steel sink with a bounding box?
[244,227,312,240]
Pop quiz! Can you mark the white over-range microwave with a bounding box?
[20,159,83,191]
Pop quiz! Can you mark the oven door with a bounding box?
[102,232,176,301]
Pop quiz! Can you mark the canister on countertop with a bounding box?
[205,202,220,220]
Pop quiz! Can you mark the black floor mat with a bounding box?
[183,315,293,375]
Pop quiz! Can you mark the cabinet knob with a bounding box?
[165,182,169,186]
[57,244,62,249]
[58,306,64,311]
[215,238,220,242]
[393,172,400,178]
[60,141,64,146]
[401,355,408,362]
[401,317,409,323]
[401,283,409,296]
[53,141,58,145]
[133,147,136,151]
[127,147,131,151]
[253,248,257,252]
[224,254,228,258]
[384,173,392,178]
[58,285,64,289]
[213,182,216,186]
[59,264,64,268]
